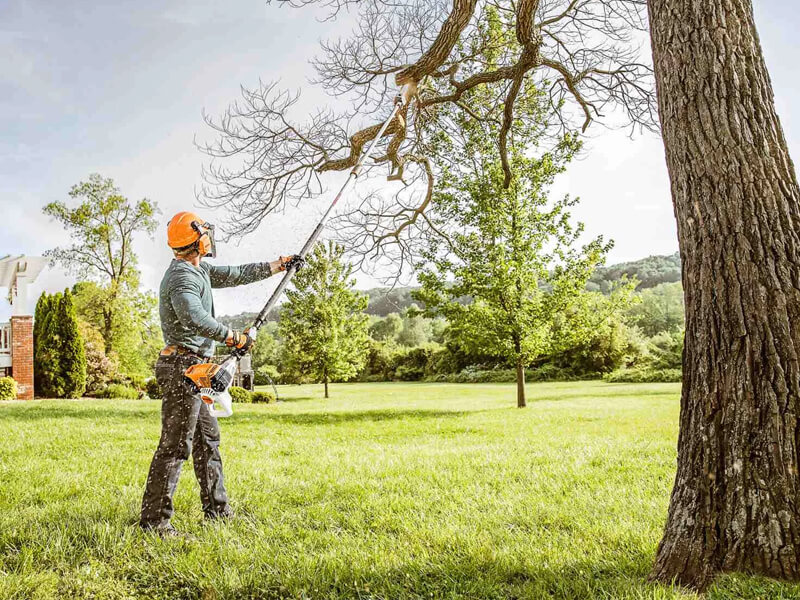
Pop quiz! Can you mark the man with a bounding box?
[140,211,300,536]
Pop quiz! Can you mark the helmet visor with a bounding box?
[200,222,217,258]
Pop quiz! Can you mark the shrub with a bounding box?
[425,365,597,384]
[100,383,140,399]
[426,346,460,376]
[34,290,87,398]
[395,365,425,381]
[552,320,644,376]
[603,368,682,383]
[127,374,147,392]
[359,339,397,381]
[646,330,684,370]
[229,386,252,403]
[145,378,162,399]
[0,377,17,400]
[526,364,595,382]
[252,390,276,404]
[83,340,118,394]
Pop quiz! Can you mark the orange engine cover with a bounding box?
[184,362,221,390]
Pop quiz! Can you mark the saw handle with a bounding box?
[202,389,233,418]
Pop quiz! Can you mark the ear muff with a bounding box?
[192,221,217,258]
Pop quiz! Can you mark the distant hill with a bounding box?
[219,253,682,323]
[587,252,681,292]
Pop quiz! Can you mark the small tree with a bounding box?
[33,290,86,398]
[33,293,57,396]
[57,290,87,398]
[44,174,159,354]
[72,281,162,380]
[416,138,611,407]
[279,242,369,398]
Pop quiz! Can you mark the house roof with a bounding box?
[0,255,47,289]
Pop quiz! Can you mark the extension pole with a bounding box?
[250,89,409,331]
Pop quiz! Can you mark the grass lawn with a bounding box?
[3,381,800,599]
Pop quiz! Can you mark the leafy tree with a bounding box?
[369,313,403,342]
[250,321,280,370]
[57,290,87,398]
[625,282,684,336]
[417,135,611,407]
[33,293,57,396]
[43,174,159,354]
[279,242,369,398]
[72,281,162,379]
[33,290,86,398]
[396,307,431,347]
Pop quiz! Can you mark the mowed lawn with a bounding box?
[3,382,800,600]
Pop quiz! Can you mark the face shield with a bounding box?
[192,221,217,258]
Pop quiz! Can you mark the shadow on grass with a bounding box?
[1,404,155,422]
[234,408,484,426]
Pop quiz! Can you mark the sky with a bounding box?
[0,0,798,320]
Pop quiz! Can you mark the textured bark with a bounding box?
[648,0,800,589]
[394,0,478,85]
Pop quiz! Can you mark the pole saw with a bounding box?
[185,83,415,418]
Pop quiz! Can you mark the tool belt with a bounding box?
[159,345,209,361]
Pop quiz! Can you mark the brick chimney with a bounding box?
[10,316,33,399]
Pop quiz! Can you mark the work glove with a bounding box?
[279,254,305,272]
[225,329,255,352]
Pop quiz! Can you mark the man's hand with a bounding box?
[225,329,255,352]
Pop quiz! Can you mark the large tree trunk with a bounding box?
[648,0,800,590]
[516,357,526,408]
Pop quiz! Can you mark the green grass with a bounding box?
[2,381,800,599]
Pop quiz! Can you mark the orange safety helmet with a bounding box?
[166,211,217,258]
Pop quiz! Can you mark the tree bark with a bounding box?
[516,357,526,408]
[324,377,329,399]
[648,0,800,590]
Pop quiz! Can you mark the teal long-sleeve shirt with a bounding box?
[159,259,273,357]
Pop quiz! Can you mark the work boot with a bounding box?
[141,523,193,540]
[204,506,235,522]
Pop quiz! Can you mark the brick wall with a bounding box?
[11,315,33,400]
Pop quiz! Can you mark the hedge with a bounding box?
[602,368,682,383]
[100,383,140,399]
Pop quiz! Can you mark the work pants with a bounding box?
[140,354,229,528]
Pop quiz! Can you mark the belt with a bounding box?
[159,345,209,361]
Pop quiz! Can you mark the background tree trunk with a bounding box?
[516,357,526,408]
[324,377,329,399]
[648,0,800,589]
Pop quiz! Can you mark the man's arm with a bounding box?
[205,256,293,288]
[205,262,276,289]
[170,281,229,343]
